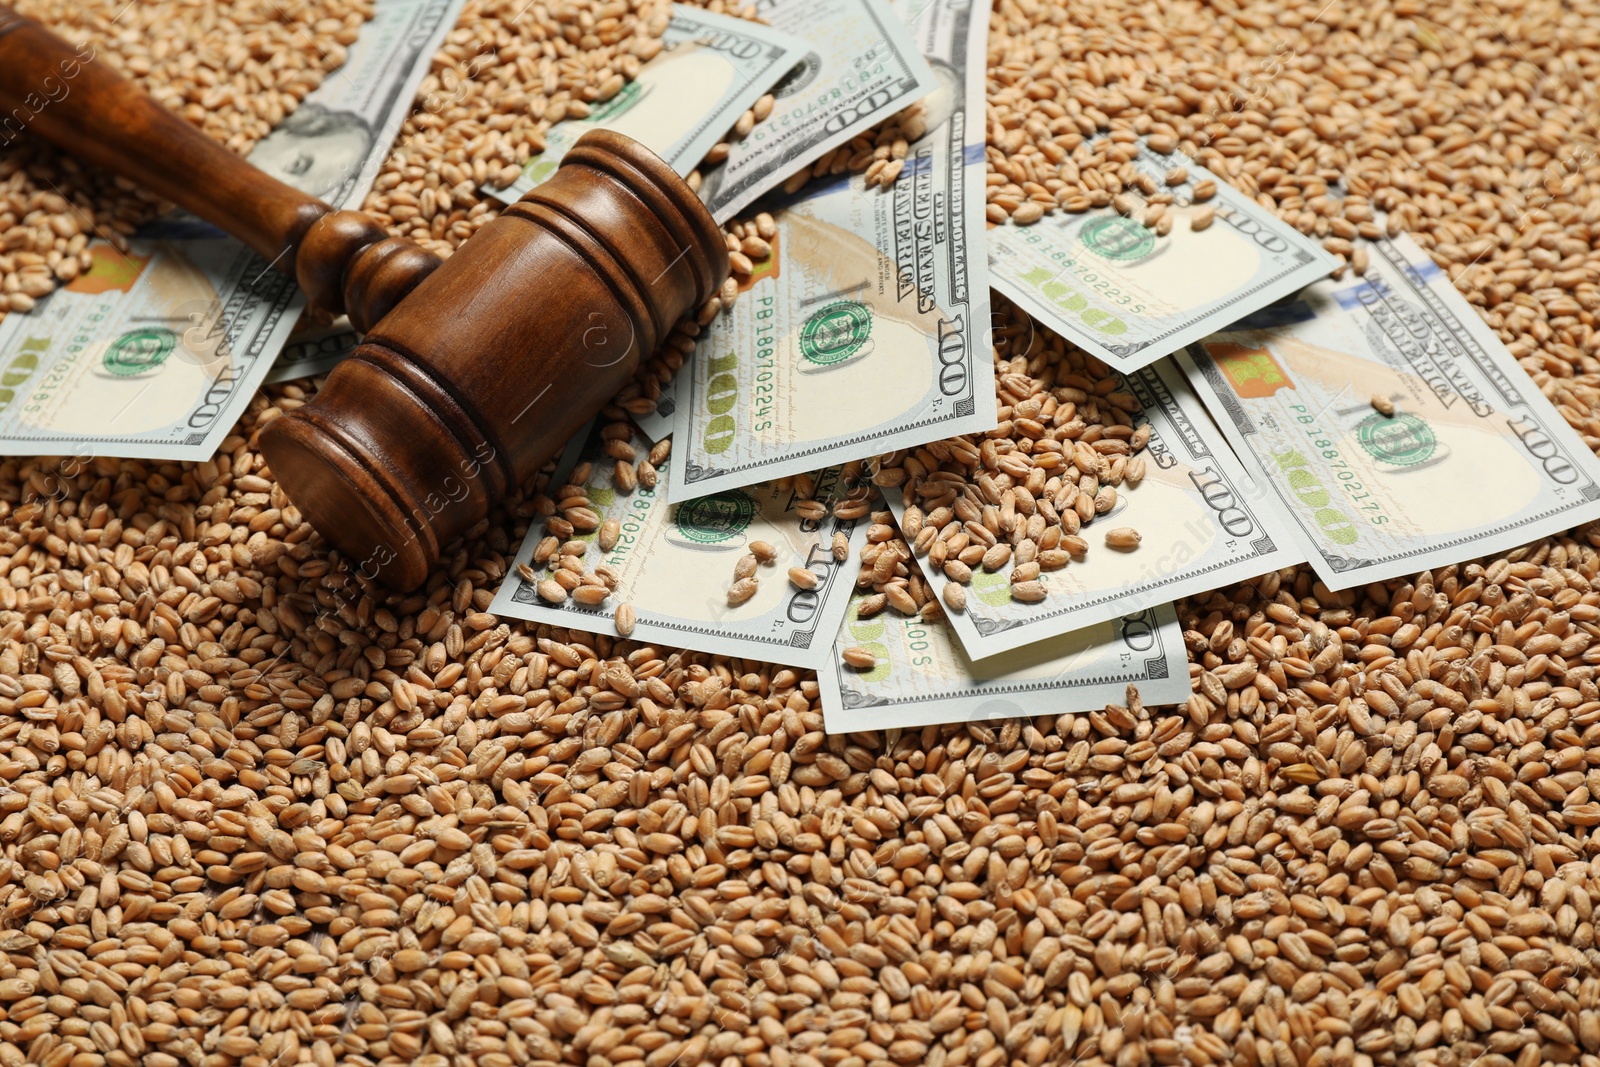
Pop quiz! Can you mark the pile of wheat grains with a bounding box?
[3,0,1600,1065]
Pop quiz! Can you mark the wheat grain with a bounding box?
[841,646,877,668]
[2,1,1600,1064]
[1105,526,1141,549]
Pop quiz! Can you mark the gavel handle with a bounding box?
[0,4,440,331]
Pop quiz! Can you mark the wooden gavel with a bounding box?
[0,6,729,590]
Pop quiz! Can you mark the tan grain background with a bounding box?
[1,0,1599,1065]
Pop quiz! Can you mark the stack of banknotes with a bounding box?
[8,0,1600,731]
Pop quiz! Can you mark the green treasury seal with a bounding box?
[1355,411,1437,467]
[103,328,177,377]
[799,301,873,366]
[1079,216,1156,262]
[673,490,757,544]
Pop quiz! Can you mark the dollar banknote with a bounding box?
[987,143,1339,373]
[1180,232,1600,590]
[264,318,361,384]
[0,0,463,461]
[483,7,806,205]
[490,424,869,669]
[889,361,1304,659]
[669,0,992,502]
[695,0,937,222]
[820,598,1189,731]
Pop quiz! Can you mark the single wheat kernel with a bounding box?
[943,582,967,612]
[1010,561,1041,583]
[572,584,609,605]
[1011,580,1047,603]
[1012,201,1045,224]
[856,593,888,618]
[886,586,918,615]
[841,646,877,669]
[1105,527,1142,549]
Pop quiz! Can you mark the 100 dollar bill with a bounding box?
[669,0,992,501]
[1181,232,1600,590]
[265,318,361,384]
[987,143,1338,372]
[0,0,463,460]
[891,361,1303,659]
[820,598,1189,731]
[696,0,936,223]
[485,7,805,205]
[490,424,868,669]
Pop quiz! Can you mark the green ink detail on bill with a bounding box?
[519,157,558,187]
[1079,216,1155,262]
[103,329,177,377]
[673,490,757,544]
[858,641,891,683]
[971,570,1012,608]
[799,301,872,365]
[2,352,39,388]
[1356,412,1437,467]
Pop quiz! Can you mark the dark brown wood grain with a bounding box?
[0,3,729,590]
[0,3,440,330]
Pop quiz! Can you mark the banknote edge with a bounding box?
[700,0,940,221]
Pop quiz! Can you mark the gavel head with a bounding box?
[260,130,729,591]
